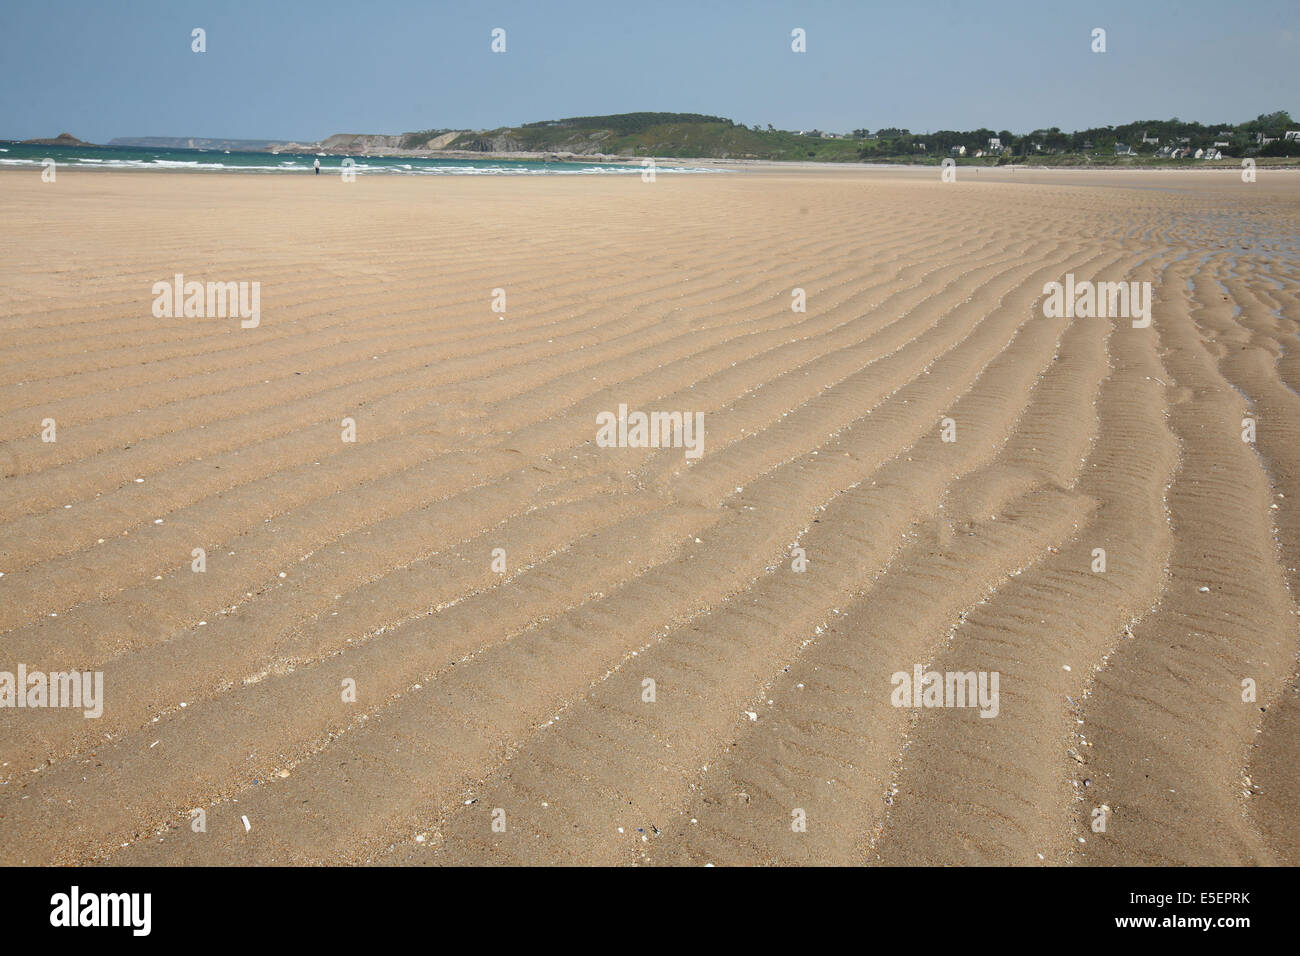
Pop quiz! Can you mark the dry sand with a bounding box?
[0,166,1297,866]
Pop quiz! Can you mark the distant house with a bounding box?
[1286,131,1300,142]
[950,145,967,157]
[987,137,1002,151]
[1141,132,1159,145]
[1157,145,1174,157]
[1256,132,1277,146]
[1114,143,1136,156]
[1082,140,1095,150]
[1214,140,1230,148]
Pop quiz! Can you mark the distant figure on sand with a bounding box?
[313,158,320,175]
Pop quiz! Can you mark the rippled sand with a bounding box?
[1,166,1297,865]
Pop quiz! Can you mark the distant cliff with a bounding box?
[318,131,462,152]
[109,136,295,151]
[99,109,1298,164]
[313,113,860,161]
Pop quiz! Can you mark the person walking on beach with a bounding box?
[313,158,321,175]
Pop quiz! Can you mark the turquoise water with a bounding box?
[0,141,721,175]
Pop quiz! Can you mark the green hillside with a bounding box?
[442,114,866,161]
[422,110,1299,163]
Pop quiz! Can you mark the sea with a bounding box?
[0,141,723,175]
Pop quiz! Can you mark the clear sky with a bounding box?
[1,0,1295,143]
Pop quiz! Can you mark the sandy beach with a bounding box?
[1,165,1297,866]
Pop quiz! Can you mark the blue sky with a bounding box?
[1,0,1295,142]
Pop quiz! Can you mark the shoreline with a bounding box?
[5,139,1297,175]
[3,158,1298,177]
